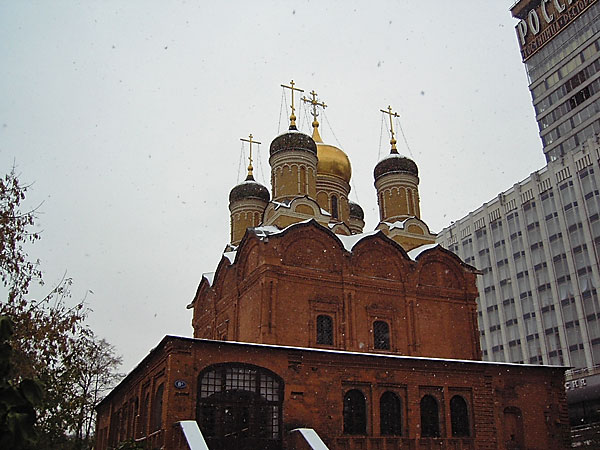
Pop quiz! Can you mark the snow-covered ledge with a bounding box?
[177,421,209,450]
[290,428,330,450]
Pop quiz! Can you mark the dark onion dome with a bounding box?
[349,201,364,221]
[229,174,270,204]
[270,129,317,157]
[373,152,418,181]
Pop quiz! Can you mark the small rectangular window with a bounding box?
[374,320,390,350]
[316,314,333,345]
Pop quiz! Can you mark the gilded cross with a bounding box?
[240,134,261,178]
[302,90,327,142]
[302,90,327,126]
[281,80,304,130]
[380,105,400,153]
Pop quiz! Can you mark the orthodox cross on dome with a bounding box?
[240,134,261,179]
[281,80,304,130]
[380,105,400,154]
[301,90,327,142]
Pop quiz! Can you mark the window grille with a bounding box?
[316,314,334,345]
[196,364,283,446]
[380,391,402,435]
[343,389,366,435]
[450,395,470,437]
[373,321,390,350]
[420,395,440,437]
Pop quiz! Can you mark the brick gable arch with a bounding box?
[210,256,237,299]
[414,249,466,290]
[350,233,411,281]
[191,276,211,306]
[191,285,217,339]
[277,222,344,273]
[236,240,260,280]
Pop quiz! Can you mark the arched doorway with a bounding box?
[196,364,283,450]
[503,406,524,449]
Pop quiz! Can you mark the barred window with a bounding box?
[420,395,440,437]
[373,320,390,350]
[317,314,333,345]
[450,395,470,437]
[380,391,402,435]
[197,364,283,447]
[343,389,367,435]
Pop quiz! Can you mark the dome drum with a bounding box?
[374,173,419,192]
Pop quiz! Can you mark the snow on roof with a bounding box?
[252,225,282,238]
[223,251,237,264]
[271,200,292,210]
[291,429,329,450]
[274,128,306,138]
[383,219,409,230]
[164,335,568,369]
[407,243,438,260]
[253,219,320,240]
[337,230,379,251]
[202,272,215,286]
[378,151,412,162]
[272,197,330,216]
[203,224,437,288]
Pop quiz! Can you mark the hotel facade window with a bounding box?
[513,1,600,163]
[438,141,600,370]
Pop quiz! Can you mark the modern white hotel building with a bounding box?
[438,0,600,428]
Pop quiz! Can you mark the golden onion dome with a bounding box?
[313,126,351,183]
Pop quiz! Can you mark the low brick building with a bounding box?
[96,336,568,450]
[96,92,570,449]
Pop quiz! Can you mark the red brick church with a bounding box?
[95,86,570,449]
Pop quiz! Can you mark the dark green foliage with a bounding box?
[113,439,146,450]
[0,315,43,450]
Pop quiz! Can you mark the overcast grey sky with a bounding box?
[0,1,544,372]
